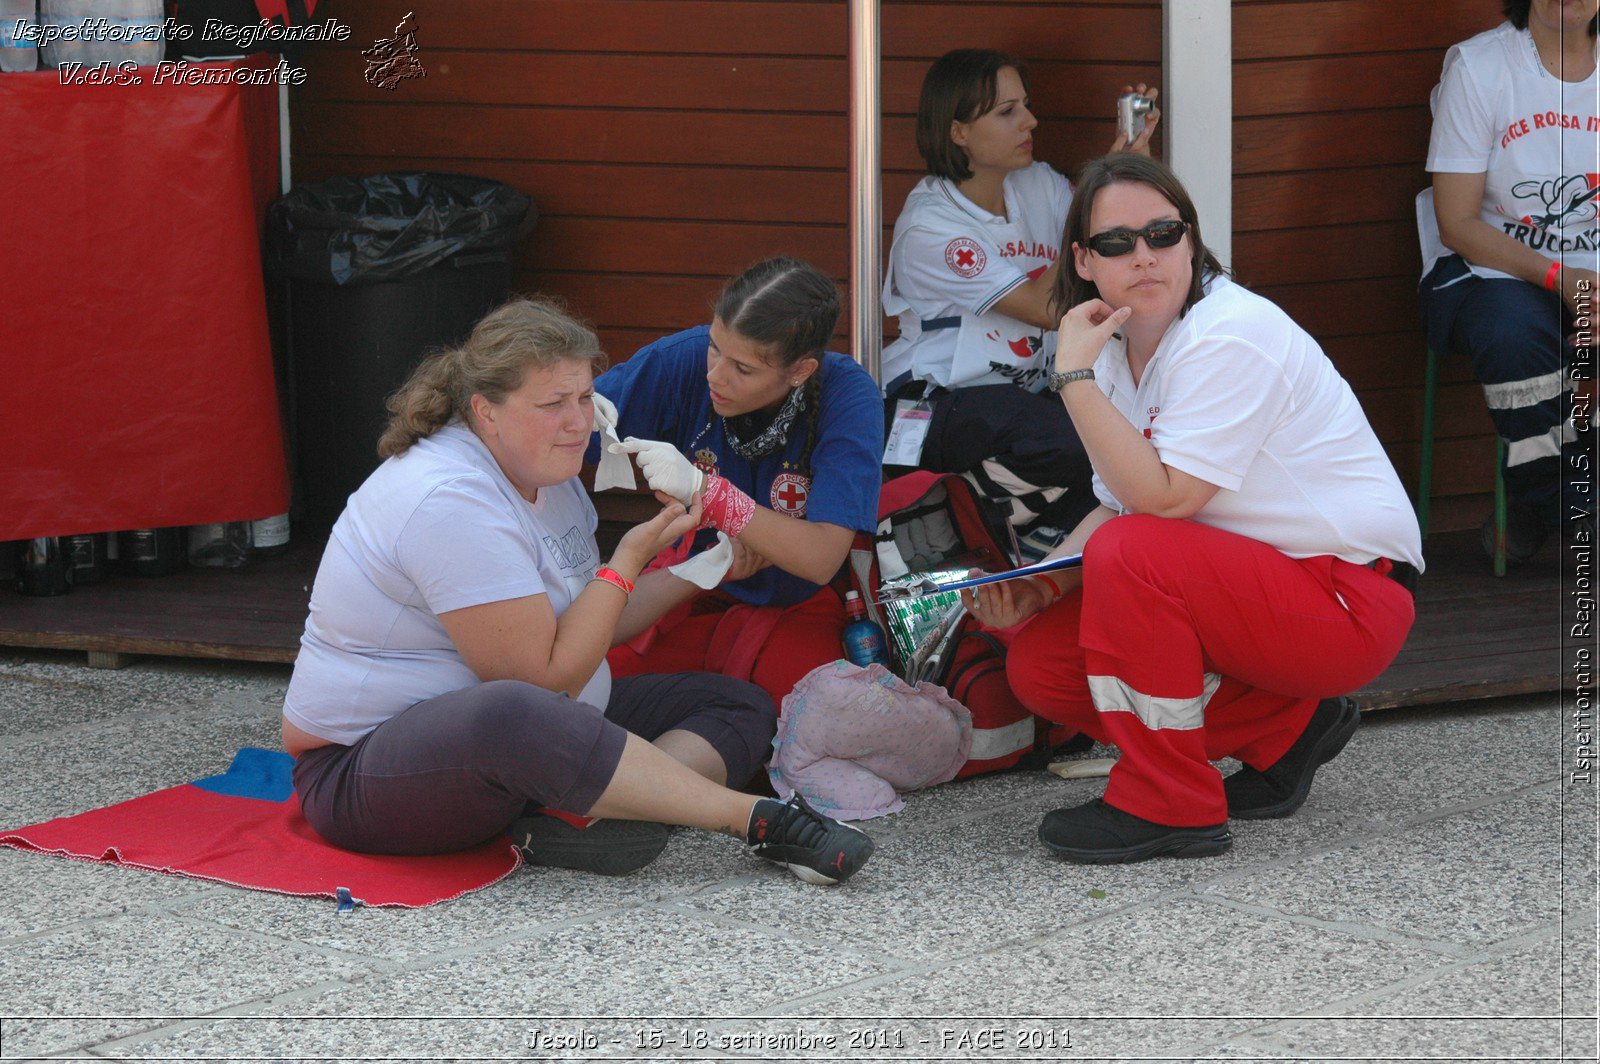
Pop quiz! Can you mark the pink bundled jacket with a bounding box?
[768,660,973,820]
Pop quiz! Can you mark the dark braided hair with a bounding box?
[713,257,840,478]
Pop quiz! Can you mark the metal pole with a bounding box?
[279,81,292,192]
[848,0,883,381]
[1163,0,1232,268]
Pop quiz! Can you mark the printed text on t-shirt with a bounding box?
[542,526,594,571]
[1502,112,1600,148]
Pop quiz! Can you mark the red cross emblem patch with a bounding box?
[944,237,986,278]
[770,473,809,518]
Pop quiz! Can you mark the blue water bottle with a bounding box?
[842,591,891,668]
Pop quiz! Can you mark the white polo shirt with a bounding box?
[882,162,1072,393]
[1090,277,1425,569]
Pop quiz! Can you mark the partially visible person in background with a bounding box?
[1420,0,1598,563]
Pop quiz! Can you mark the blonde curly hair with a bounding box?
[377,297,606,458]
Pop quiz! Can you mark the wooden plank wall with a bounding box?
[1232,0,1505,532]
[290,1,1159,361]
[291,2,1503,530]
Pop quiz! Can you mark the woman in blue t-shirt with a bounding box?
[590,258,885,706]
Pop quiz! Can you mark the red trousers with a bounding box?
[606,587,846,711]
[1007,515,1414,826]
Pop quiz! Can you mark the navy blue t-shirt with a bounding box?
[588,325,884,607]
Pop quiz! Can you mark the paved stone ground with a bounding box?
[0,647,1593,1062]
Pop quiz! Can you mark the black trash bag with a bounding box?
[266,172,535,286]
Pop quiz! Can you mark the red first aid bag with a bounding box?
[840,471,1080,778]
[938,624,1080,778]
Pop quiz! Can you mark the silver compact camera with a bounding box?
[1117,91,1155,145]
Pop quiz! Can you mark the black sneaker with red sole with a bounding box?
[745,795,874,885]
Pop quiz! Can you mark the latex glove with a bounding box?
[590,394,636,492]
[607,437,704,504]
[591,392,619,433]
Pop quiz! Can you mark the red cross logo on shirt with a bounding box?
[944,237,986,278]
[770,473,810,517]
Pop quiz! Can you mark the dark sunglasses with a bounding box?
[1085,219,1189,257]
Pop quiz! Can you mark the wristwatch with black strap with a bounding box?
[1046,367,1095,393]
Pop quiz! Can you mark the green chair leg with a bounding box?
[1493,436,1508,577]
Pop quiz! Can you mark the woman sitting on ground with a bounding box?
[279,298,873,884]
[881,48,1158,549]
[590,257,884,708]
[963,154,1422,864]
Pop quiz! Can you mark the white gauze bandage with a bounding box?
[590,393,637,492]
[667,532,734,589]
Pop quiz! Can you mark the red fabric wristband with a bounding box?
[1031,574,1063,602]
[592,567,635,596]
[1545,260,1562,291]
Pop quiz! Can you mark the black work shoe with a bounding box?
[746,795,874,885]
[1038,798,1231,863]
[1482,502,1550,566]
[511,815,669,876]
[1223,695,1360,820]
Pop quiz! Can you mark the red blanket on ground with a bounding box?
[0,748,519,909]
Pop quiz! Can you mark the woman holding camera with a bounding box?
[281,298,874,884]
[1420,0,1597,563]
[963,154,1421,864]
[881,48,1157,546]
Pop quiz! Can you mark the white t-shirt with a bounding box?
[881,161,1072,393]
[1090,277,1425,569]
[1424,20,1600,280]
[283,422,610,745]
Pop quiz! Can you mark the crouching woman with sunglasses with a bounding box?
[962,154,1422,864]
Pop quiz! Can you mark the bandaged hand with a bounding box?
[607,437,704,504]
[699,475,757,537]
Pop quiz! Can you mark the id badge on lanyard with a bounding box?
[883,399,933,465]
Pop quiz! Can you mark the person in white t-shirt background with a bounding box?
[962,154,1421,865]
[881,49,1158,548]
[280,298,874,885]
[1420,0,1598,563]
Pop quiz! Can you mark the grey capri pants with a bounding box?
[292,672,776,856]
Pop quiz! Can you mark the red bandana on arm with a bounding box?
[699,475,757,536]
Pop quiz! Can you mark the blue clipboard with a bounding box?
[875,553,1084,603]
